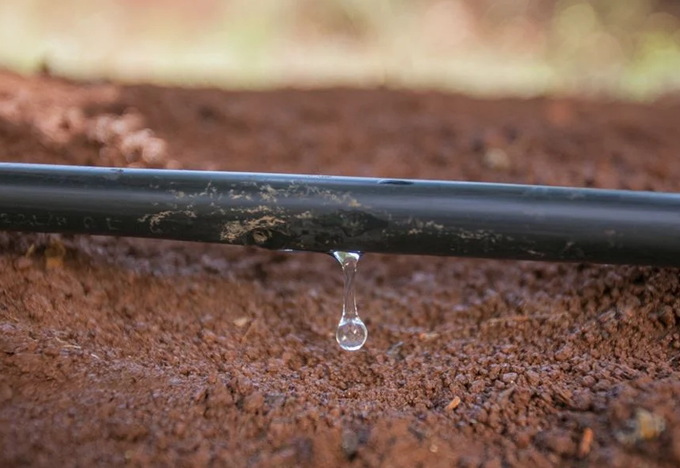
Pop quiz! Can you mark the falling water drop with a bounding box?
[332,251,367,351]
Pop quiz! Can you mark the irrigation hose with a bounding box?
[1,162,679,267]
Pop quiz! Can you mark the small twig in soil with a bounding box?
[578,427,594,458]
[445,396,461,412]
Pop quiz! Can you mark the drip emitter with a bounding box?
[2,162,680,350]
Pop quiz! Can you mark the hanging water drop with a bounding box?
[332,251,367,351]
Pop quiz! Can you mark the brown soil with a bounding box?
[1,70,680,468]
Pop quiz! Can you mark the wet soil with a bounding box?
[1,70,680,467]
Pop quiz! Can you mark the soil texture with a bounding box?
[1,71,680,467]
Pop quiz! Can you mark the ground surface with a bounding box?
[1,70,680,467]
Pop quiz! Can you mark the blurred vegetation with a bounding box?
[2,0,680,98]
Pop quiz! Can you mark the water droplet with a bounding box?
[332,251,367,351]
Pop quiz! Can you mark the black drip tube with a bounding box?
[1,162,679,267]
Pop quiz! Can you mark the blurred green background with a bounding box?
[2,0,680,99]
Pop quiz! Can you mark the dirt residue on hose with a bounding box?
[220,215,287,242]
[2,70,680,467]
